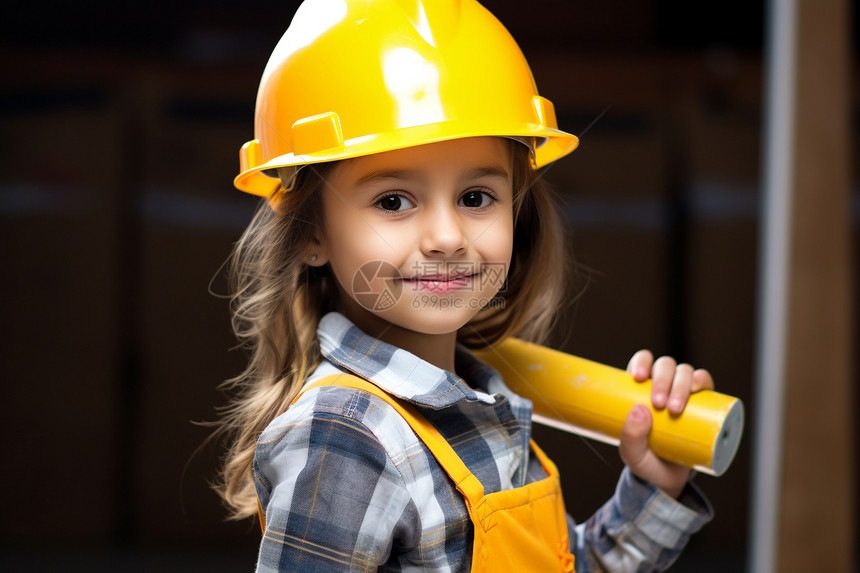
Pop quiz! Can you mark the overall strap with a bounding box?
[257,372,486,533]
[299,374,486,505]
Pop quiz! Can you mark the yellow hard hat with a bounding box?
[234,0,579,196]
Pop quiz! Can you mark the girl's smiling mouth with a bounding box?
[404,272,477,293]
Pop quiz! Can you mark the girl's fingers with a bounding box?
[620,404,690,498]
[650,355,676,409]
[626,349,653,380]
[619,403,652,468]
[628,351,715,413]
[666,363,694,415]
[692,368,715,392]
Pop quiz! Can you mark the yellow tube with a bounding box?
[474,338,744,476]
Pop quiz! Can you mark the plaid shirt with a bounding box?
[253,313,712,572]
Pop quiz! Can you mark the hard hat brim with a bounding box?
[235,122,578,197]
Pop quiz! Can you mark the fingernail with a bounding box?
[653,393,667,407]
[631,404,647,421]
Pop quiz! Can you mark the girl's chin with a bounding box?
[375,305,480,336]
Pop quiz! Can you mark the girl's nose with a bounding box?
[420,205,468,257]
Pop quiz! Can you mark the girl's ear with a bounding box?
[305,236,329,267]
[307,253,328,266]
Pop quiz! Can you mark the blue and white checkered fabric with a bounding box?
[253,312,712,572]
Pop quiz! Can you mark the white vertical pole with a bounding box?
[749,0,797,571]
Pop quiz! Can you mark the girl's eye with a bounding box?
[459,190,496,209]
[377,194,414,212]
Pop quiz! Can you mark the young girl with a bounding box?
[217,1,713,571]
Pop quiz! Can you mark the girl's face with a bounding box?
[315,136,514,337]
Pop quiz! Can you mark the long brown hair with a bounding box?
[214,139,571,519]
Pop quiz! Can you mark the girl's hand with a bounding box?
[618,351,715,498]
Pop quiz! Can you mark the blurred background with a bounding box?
[0,0,856,571]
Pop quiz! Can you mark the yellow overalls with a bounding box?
[259,374,575,572]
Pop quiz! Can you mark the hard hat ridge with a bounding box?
[390,0,462,47]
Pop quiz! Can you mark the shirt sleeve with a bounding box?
[570,467,714,573]
[253,398,417,572]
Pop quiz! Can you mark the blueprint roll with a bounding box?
[475,338,744,476]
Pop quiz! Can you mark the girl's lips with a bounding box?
[405,274,474,293]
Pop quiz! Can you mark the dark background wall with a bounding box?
[0,1,856,571]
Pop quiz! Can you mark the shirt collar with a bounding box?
[317,312,506,409]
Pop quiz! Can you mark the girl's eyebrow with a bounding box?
[354,166,510,187]
[464,166,510,181]
[354,169,419,186]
